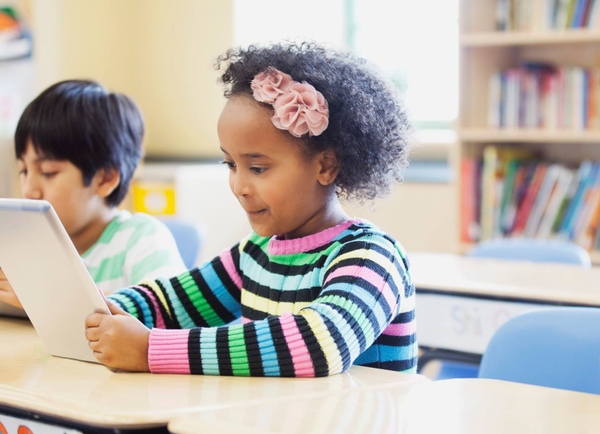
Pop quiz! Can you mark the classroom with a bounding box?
[0,0,599,433]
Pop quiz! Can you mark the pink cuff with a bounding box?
[148,328,191,374]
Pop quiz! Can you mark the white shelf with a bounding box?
[460,30,600,47]
[459,129,600,144]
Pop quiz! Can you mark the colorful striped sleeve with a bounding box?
[107,243,243,330]
[146,235,406,376]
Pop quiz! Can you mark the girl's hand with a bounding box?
[84,299,150,372]
[0,267,23,309]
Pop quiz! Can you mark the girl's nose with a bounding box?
[231,172,252,198]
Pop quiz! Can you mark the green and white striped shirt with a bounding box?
[82,211,186,293]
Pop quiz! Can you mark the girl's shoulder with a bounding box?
[338,219,402,248]
[331,219,411,271]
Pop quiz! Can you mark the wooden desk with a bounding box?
[0,318,426,431]
[410,253,600,355]
[168,379,600,434]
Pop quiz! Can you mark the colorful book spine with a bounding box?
[489,64,600,131]
[463,150,600,255]
[461,159,476,242]
[498,0,598,29]
[481,147,499,241]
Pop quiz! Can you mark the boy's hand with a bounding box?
[84,299,150,372]
[0,267,23,309]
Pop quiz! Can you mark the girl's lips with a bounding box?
[247,209,266,215]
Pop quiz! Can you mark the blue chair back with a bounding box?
[162,219,202,269]
[479,308,600,394]
[467,239,592,267]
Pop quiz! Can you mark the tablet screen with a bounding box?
[0,198,110,363]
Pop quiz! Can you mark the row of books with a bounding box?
[461,147,600,251]
[497,0,600,31]
[488,64,600,130]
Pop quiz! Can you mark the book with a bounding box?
[552,166,583,234]
[461,159,476,242]
[481,147,499,241]
[499,159,520,234]
[488,73,503,129]
[556,0,574,27]
[537,167,574,238]
[525,164,562,237]
[582,187,600,248]
[560,161,594,238]
[588,0,600,26]
[582,0,594,26]
[513,163,548,236]
[570,162,600,239]
[503,163,529,234]
[575,163,600,247]
[565,0,579,28]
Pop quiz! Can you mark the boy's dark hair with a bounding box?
[215,42,412,202]
[15,80,144,207]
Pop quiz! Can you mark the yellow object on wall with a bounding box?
[132,181,176,216]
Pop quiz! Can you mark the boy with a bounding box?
[0,80,186,308]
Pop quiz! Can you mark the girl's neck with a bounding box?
[71,207,120,255]
[282,196,349,240]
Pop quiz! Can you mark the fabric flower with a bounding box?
[271,82,329,137]
[251,67,293,104]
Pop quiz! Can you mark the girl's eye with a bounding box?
[18,169,27,176]
[250,167,266,174]
[220,160,236,170]
[41,172,58,179]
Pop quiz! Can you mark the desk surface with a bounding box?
[0,318,426,429]
[168,378,600,434]
[410,252,600,305]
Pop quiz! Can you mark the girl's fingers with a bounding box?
[85,313,104,329]
[85,326,101,342]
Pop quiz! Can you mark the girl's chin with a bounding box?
[248,224,277,238]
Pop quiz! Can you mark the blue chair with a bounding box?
[161,219,203,269]
[421,238,592,381]
[479,308,600,395]
[467,239,592,267]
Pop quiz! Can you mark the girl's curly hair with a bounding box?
[215,42,412,202]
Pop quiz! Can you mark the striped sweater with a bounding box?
[108,219,417,376]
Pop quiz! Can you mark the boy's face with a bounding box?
[17,142,109,237]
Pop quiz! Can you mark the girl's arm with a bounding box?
[108,243,243,329]
[145,236,412,376]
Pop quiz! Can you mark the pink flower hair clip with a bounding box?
[250,67,329,138]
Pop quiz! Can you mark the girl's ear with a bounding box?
[316,150,339,186]
[94,167,121,199]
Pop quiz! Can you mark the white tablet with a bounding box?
[0,198,110,363]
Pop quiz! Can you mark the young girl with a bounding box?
[85,42,416,377]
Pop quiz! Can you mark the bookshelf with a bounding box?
[460,30,600,47]
[460,128,600,143]
[459,0,600,266]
